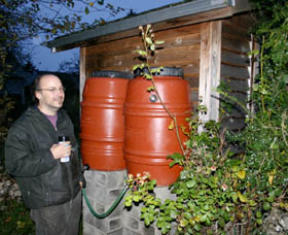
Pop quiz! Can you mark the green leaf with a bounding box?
[263,202,271,211]
[85,7,89,15]
[256,210,262,218]
[247,49,259,57]
[219,217,225,228]
[145,37,153,45]
[200,214,208,222]
[146,24,151,32]
[249,200,257,207]
[144,73,152,80]
[186,180,196,188]
[194,223,201,231]
[151,67,163,74]
[170,209,178,219]
[132,195,142,202]
[132,64,141,71]
[124,198,132,207]
[236,192,247,203]
[179,218,188,227]
[168,120,174,130]
[256,218,263,225]
[135,49,147,56]
[179,170,190,180]
[144,216,151,226]
[155,40,165,45]
[51,28,57,34]
[236,170,246,180]
[147,85,155,92]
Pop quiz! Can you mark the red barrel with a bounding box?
[81,71,132,170]
[124,67,192,186]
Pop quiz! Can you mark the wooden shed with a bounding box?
[46,0,256,130]
[45,1,257,233]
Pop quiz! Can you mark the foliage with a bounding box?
[124,1,288,234]
[126,120,252,234]
[0,160,34,235]
[0,0,123,80]
[132,24,165,80]
[0,199,35,235]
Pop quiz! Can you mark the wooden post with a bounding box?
[248,34,258,114]
[198,21,222,125]
[80,47,87,102]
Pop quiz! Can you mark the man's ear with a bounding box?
[35,91,41,100]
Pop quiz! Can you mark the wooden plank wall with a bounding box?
[220,14,252,131]
[83,24,201,110]
[80,12,254,128]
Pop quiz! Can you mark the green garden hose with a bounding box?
[82,185,129,219]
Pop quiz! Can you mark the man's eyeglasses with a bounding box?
[37,87,66,93]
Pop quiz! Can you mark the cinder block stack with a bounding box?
[83,171,177,235]
[83,170,127,235]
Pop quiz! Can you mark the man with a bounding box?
[5,74,84,235]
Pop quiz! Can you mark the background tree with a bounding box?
[0,0,124,81]
[0,0,125,142]
[58,53,80,73]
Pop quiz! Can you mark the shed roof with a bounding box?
[45,0,251,52]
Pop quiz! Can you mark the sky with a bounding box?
[30,0,182,72]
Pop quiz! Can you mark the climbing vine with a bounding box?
[132,24,185,155]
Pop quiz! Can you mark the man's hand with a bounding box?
[50,142,71,159]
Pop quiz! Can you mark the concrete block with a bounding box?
[83,170,127,234]
[109,217,122,231]
[83,208,106,231]
[124,215,139,230]
[106,171,128,188]
[154,186,177,201]
[85,170,106,185]
[107,228,123,235]
[143,225,155,235]
[105,202,124,217]
[83,222,106,235]
[122,228,142,235]
[109,188,122,198]
[84,197,105,216]
[83,198,107,231]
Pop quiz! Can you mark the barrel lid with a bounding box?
[134,67,184,78]
[90,71,133,79]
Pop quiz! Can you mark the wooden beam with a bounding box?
[198,21,222,123]
[50,7,233,52]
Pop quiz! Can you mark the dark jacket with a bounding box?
[5,106,82,209]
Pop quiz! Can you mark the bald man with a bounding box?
[5,74,84,235]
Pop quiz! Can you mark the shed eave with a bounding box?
[45,0,250,51]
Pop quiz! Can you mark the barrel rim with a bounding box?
[133,67,184,78]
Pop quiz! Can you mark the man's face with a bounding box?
[35,75,65,113]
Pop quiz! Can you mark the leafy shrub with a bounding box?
[124,1,288,234]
